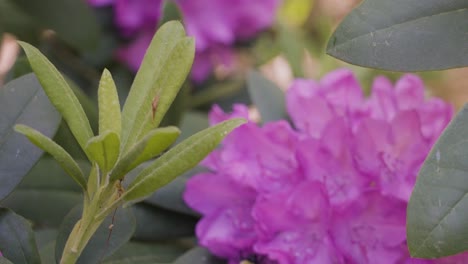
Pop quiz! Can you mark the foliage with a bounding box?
[328,0,468,260]
[0,21,244,263]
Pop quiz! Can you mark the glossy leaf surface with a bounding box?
[407,105,468,258]
[0,208,41,264]
[0,74,60,201]
[327,0,468,71]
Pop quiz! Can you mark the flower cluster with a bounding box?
[88,0,281,82]
[183,69,465,263]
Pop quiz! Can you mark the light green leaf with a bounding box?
[121,21,194,153]
[98,69,121,136]
[55,205,136,264]
[407,104,468,258]
[87,164,99,199]
[14,124,86,190]
[85,131,120,175]
[327,0,468,71]
[110,127,180,181]
[247,70,286,122]
[18,42,94,155]
[123,118,245,202]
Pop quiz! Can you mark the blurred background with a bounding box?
[0,0,467,262]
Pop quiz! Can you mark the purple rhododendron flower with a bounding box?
[88,0,280,81]
[184,69,467,263]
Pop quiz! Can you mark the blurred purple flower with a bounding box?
[88,0,281,81]
[184,69,465,263]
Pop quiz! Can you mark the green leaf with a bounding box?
[0,257,13,264]
[132,204,196,241]
[123,118,246,202]
[102,241,186,264]
[0,208,41,264]
[19,42,94,155]
[278,24,305,77]
[176,112,209,144]
[1,158,84,227]
[12,0,100,51]
[98,69,121,136]
[15,124,87,190]
[110,127,180,181]
[144,167,205,216]
[247,70,286,122]
[0,74,60,201]
[121,21,194,153]
[407,104,468,258]
[55,205,136,264]
[327,0,468,71]
[85,131,120,175]
[173,247,224,264]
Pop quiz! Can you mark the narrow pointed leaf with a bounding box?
[18,41,94,154]
[123,118,246,202]
[110,127,180,181]
[407,104,468,258]
[247,70,286,122]
[327,0,468,71]
[98,69,121,136]
[0,74,60,201]
[85,131,120,175]
[121,21,194,152]
[0,208,41,264]
[14,124,87,190]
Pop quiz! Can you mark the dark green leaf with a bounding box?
[103,241,186,264]
[19,42,94,156]
[0,74,60,201]
[160,0,183,26]
[132,204,196,241]
[247,70,286,122]
[176,112,209,144]
[1,158,84,227]
[55,205,136,264]
[407,104,468,258]
[0,208,41,264]
[12,0,100,51]
[327,0,468,71]
[123,118,246,203]
[173,247,225,264]
[35,228,58,250]
[144,167,205,216]
[0,257,13,264]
